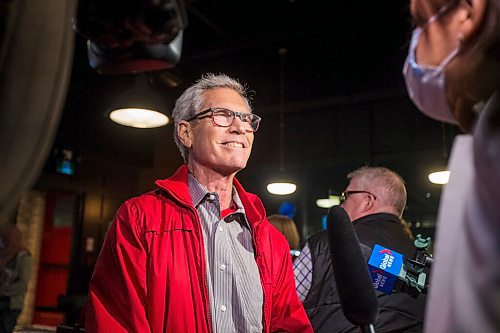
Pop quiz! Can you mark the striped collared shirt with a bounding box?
[188,173,263,333]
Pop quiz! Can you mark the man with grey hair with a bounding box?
[294,166,426,332]
[86,73,312,333]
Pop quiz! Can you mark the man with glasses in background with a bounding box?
[294,166,426,332]
[86,73,312,333]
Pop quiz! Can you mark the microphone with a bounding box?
[327,206,379,332]
[368,244,405,294]
[368,235,433,298]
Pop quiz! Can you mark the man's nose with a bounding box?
[230,115,248,133]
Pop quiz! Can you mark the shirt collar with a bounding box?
[187,172,245,213]
[188,173,209,208]
[188,173,250,228]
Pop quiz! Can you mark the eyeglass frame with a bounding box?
[339,190,377,204]
[185,107,262,132]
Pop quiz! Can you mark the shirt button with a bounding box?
[209,194,216,201]
[219,264,226,270]
[220,305,227,312]
[218,226,224,232]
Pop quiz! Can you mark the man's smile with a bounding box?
[221,141,246,148]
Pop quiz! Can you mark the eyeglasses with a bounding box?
[339,190,377,204]
[186,107,262,132]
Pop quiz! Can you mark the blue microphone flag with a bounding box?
[368,244,405,294]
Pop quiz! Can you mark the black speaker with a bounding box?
[75,0,188,75]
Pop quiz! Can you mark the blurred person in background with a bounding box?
[0,225,32,333]
[403,0,500,331]
[267,214,301,260]
[294,166,426,332]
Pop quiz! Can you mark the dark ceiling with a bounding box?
[46,0,457,237]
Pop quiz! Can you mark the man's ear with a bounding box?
[178,121,193,148]
[460,0,487,43]
[363,195,376,213]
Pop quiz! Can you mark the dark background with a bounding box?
[40,0,457,242]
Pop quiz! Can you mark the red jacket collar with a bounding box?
[155,164,192,207]
[155,165,265,227]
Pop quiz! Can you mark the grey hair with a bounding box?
[172,73,252,162]
[347,166,407,217]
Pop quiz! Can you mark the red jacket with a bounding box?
[85,165,312,333]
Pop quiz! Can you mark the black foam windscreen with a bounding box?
[327,206,379,326]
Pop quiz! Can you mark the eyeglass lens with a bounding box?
[340,192,347,204]
[340,190,373,204]
[212,109,260,131]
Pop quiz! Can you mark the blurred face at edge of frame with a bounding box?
[404,0,496,132]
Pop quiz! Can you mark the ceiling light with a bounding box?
[428,123,452,185]
[267,182,297,195]
[109,73,170,128]
[109,108,169,128]
[428,170,450,185]
[266,48,297,196]
[316,195,340,208]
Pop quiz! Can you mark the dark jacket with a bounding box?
[303,213,427,333]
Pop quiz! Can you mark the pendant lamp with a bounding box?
[267,48,296,195]
[428,123,451,185]
[109,73,170,128]
[428,170,450,185]
[316,193,341,209]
